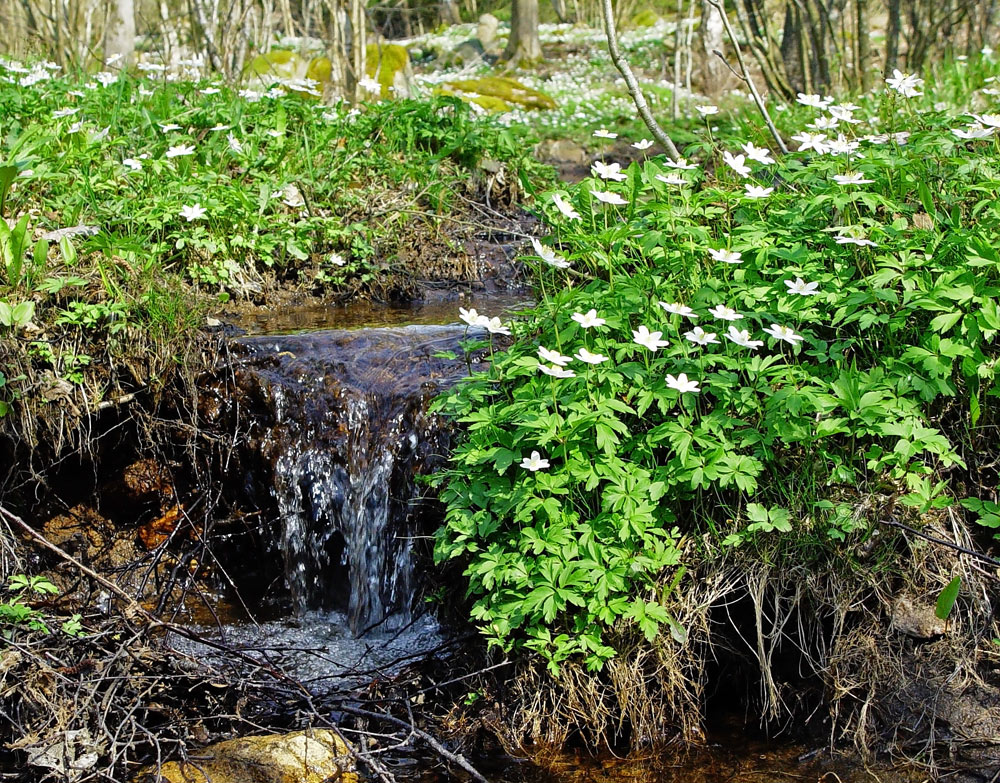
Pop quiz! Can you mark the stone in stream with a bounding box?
[201,324,485,635]
[135,729,355,783]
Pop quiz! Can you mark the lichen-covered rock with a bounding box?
[136,729,356,783]
[365,43,411,98]
[245,50,331,97]
[438,76,557,112]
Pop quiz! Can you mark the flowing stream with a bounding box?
[181,298,910,783]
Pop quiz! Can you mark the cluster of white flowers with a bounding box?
[459,307,512,335]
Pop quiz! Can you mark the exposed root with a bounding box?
[486,506,1000,779]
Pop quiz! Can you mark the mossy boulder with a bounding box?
[365,43,411,98]
[629,9,660,27]
[438,76,557,112]
[247,49,300,79]
[245,50,331,97]
[135,729,356,783]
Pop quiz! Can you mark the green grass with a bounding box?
[0,66,542,427]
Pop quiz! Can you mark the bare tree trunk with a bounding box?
[440,0,461,25]
[700,0,727,96]
[855,0,870,89]
[780,2,804,93]
[551,0,572,23]
[885,0,901,73]
[505,0,542,63]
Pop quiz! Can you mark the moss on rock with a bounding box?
[366,43,410,98]
[136,729,356,783]
[439,76,557,112]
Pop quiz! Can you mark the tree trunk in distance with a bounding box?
[505,0,542,63]
[104,0,136,64]
[700,0,726,96]
[885,0,901,74]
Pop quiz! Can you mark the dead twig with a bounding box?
[341,705,489,783]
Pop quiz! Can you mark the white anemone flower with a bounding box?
[834,234,877,247]
[763,324,804,344]
[530,237,571,269]
[885,69,923,97]
[538,363,576,378]
[655,174,689,186]
[632,325,669,351]
[708,248,743,264]
[796,93,833,109]
[572,309,606,329]
[179,203,207,221]
[591,189,628,206]
[592,160,628,181]
[632,139,654,150]
[744,184,774,199]
[784,277,820,296]
[593,128,618,139]
[809,116,840,131]
[722,151,751,178]
[520,451,550,471]
[726,326,764,349]
[662,158,699,170]
[665,373,700,394]
[833,172,874,185]
[166,143,196,158]
[741,142,775,164]
[538,346,572,366]
[684,326,720,346]
[575,347,609,365]
[658,302,698,319]
[122,158,143,172]
[552,193,581,220]
[974,113,1000,129]
[708,305,743,321]
[792,132,829,153]
[459,307,488,327]
[825,134,861,155]
[695,104,719,116]
[484,317,510,335]
[952,125,995,140]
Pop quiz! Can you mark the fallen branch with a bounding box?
[341,705,489,783]
[882,515,1000,573]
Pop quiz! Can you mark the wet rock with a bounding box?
[136,728,356,783]
[891,596,947,639]
[204,324,488,633]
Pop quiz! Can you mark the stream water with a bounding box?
[182,297,916,783]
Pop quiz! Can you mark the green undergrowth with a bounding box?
[0,65,543,448]
[432,64,1000,679]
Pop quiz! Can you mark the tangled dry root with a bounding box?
[488,507,1000,778]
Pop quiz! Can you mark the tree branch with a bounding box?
[600,0,681,160]
[707,0,789,154]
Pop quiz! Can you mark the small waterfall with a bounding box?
[225,324,477,635]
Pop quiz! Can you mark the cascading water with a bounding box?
[221,324,483,635]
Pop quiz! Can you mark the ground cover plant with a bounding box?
[432,57,1000,753]
[0,60,540,458]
